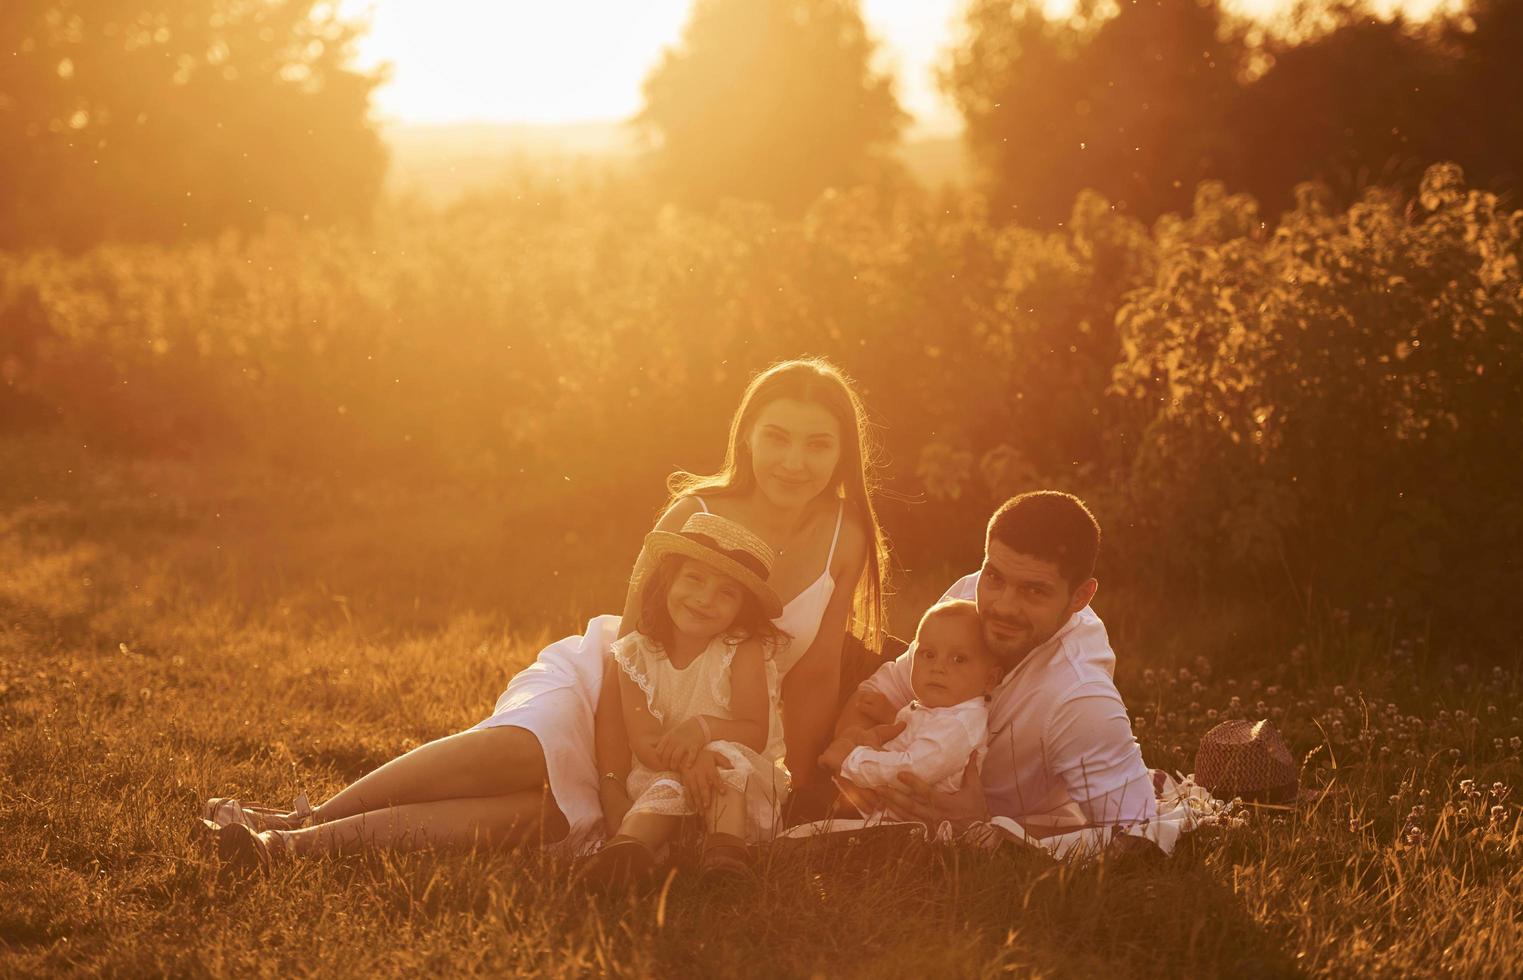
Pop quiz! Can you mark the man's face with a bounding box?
[974,539,1092,667]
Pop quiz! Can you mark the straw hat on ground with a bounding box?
[1194,719,1305,805]
[643,512,783,618]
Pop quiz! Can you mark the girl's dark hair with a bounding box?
[636,554,789,652]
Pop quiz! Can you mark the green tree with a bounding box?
[0,0,385,249]
[636,0,907,213]
[943,0,1245,226]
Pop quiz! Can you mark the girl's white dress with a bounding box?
[473,497,844,854]
[613,632,788,841]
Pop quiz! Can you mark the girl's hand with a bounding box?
[681,749,733,812]
[656,717,710,771]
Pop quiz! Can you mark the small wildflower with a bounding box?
[1461,779,1476,794]
[1333,685,1345,698]
[1511,737,1521,751]
[1492,805,1507,825]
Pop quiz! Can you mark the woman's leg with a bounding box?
[224,726,554,832]
[309,727,549,823]
[281,788,569,857]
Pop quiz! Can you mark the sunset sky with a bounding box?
[344,0,1453,134]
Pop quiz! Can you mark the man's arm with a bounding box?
[833,659,912,738]
[1045,691,1155,827]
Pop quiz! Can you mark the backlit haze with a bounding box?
[345,0,1451,135]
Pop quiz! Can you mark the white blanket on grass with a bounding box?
[780,773,1228,861]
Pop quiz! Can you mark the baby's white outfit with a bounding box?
[840,696,989,793]
[613,631,790,841]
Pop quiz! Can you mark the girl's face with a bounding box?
[666,558,747,640]
[747,397,843,508]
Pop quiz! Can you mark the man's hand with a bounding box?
[655,718,709,771]
[836,718,906,750]
[680,748,733,812]
[875,754,990,829]
[817,736,858,774]
[850,689,898,726]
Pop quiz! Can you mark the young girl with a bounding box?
[575,511,791,889]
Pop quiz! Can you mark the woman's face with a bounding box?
[746,397,843,508]
[666,558,746,640]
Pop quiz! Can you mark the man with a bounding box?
[833,491,1154,834]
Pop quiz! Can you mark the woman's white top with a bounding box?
[839,697,989,793]
[860,572,1155,832]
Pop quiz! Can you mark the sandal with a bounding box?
[206,820,293,875]
[202,793,312,832]
[699,832,755,884]
[571,835,658,894]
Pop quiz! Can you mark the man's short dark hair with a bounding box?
[986,491,1101,590]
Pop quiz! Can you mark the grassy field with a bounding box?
[3,440,1521,978]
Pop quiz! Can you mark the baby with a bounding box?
[820,599,1001,802]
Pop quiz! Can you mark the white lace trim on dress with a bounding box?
[613,634,663,723]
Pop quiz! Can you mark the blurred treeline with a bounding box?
[0,0,383,250]
[1,0,1520,649]
[947,0,1523,224]
[8,0,1523,245]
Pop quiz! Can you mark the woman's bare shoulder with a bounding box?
[652,494,705,532]
[831,505,873,574]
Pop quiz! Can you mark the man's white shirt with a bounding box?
[861,572,1155,831]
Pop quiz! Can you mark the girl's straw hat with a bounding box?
[643,512,783,618]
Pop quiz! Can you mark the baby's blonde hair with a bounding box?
[916,598,985,644]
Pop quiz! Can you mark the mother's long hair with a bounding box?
[667,357,888,649]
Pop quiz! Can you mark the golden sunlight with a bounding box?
[347,0,1454,130]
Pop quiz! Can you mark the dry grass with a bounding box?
[3,441,1521,978]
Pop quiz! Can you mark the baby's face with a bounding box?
[910,613,1000,708]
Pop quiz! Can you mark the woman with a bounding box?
[205,357,888,866]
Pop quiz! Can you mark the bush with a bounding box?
[3,163,1515,650]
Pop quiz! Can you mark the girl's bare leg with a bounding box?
[251,727,551,830]
[706,784,746,838]
[281,789,569,857]
[618,811,682,850]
